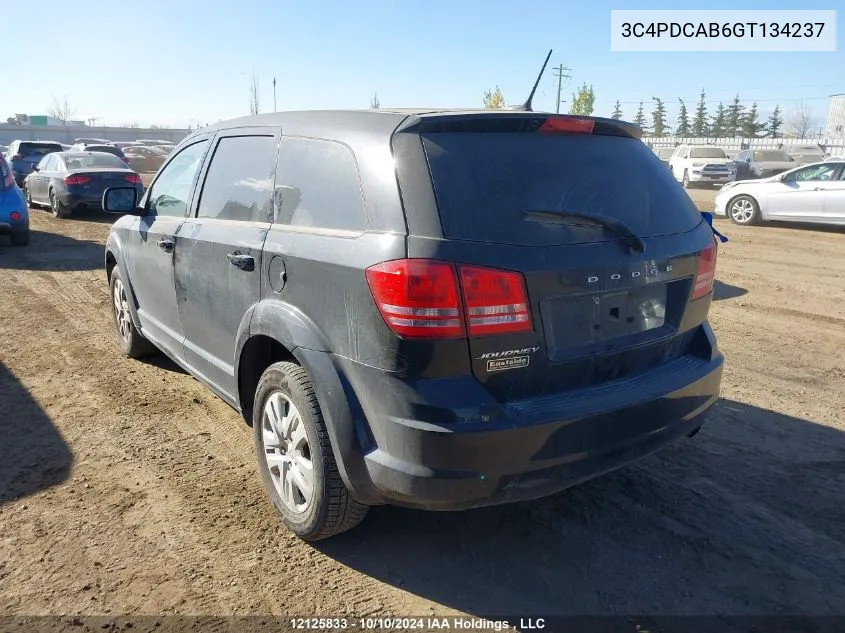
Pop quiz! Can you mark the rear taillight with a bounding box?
[121,157,130,164]
[64,175,91,186]
[10,211,21,221]
[124,173,142,184]
[11,154,22,161]
[365,260,464,339]
[459,265,532,336]
[691,239,718,300]
[538,117,595,134]
[365,259,532,339]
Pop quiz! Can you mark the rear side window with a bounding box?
[197,135,277,223]
[274,136,366,232]
[421,133,702,247]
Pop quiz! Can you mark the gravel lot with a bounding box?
[1,186,844,619]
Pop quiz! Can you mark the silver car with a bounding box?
[714,160,845,226]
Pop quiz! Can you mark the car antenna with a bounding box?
[510,49,553,112]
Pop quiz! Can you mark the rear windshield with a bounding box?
[690,147,726,158]
[421,133,702,246]
[64,153,126,169]
[19,143,62,156]
[753,150,792,162]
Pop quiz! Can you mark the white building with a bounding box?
[824,94,845,138]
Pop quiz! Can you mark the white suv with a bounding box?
[669,145,736,189]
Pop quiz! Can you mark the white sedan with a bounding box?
[714,160,845,226]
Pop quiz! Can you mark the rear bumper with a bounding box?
[322,324,723,511]
[0,220,28,235]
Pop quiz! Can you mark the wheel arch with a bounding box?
[726,191,763,221]
[235,299,380,504]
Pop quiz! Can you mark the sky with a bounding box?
[2,0,842,131]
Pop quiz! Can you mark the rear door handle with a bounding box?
[226,252,255,271]
[157,238,174,253]
[814,187,827,191]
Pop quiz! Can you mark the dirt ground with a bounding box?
[1,186,844,620]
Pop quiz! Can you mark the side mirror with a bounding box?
[103,186,141,215]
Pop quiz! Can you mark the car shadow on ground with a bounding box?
[713,280,748,301]
[763,221,845,235]
[317,398,845,616]
[0,230,102,271]
[0,361,73,504]
[137,352,188,375]
[28,205,116,225]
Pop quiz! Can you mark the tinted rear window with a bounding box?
[753,151,792,162]
[421,133,702,246]
[63,153,126,169]
[84,145,122,155]
[19,143,62,156]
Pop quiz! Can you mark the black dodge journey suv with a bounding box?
[102,109,723,540]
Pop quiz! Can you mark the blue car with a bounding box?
[0,153,29,246]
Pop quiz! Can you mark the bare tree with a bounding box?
[785,101,816,138]
[48,95,76,124]
[249,71,260,115]
[370,92,380,109]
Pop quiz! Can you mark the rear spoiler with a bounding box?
[396,113,643,139]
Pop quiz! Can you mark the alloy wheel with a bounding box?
[261,391,314,514]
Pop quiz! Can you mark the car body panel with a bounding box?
[0,155,29,239]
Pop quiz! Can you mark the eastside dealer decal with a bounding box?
[478,347,540,372]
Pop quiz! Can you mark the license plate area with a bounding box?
[540,281,686,362]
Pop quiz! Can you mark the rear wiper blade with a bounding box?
[521,209,646,255]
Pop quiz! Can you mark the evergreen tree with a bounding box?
[676,98,691,136]
[741,102,766,138]
[692,89,708,136]
[767,105,784,137]
[651,98,669,136]
[726,94,746,137]
[611,100,622,119]
[633,102,646,128]
[711,102,727,137]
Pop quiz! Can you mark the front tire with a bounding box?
[109,267,155,358]
[682,170,693,189]
[728,194,761,226]
[50,190,71,219]
[253,361,368,541]
[24,184,33,208]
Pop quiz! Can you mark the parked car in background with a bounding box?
[24,151,143,219]
[5,140,64,186]
[734,149,795,180]
[786,145,826,166]
[60,144,73,151]
[114,141,143,150]
[70,143,130,165]
[101,110,723,541]
[654,146,674,167]
[669,145,736,188]
[715,159,844,226]
[134,138,171,146]
[0,152,29,245]
[74,137,112,145]
[151,144,175,155]
[123,145,167,173]
[0,145,8,156]
[724,149,739,161]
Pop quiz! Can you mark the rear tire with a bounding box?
[10,231,29,246]
[109,267,155,358]
[728,195,761,226]
[50,190,71,219]
[253,361,369,541]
